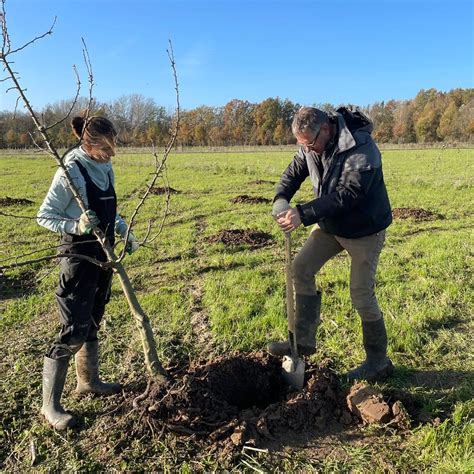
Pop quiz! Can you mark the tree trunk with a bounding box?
[114,263,168,383]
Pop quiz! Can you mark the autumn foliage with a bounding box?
[1,88,472,148]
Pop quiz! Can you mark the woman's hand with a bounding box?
[78,210,100,235]
[125,233,140,255]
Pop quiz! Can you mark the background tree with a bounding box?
[1,87,473,147]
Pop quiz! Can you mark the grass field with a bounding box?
[0,148,473,471]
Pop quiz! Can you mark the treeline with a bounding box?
[0,88,472,148]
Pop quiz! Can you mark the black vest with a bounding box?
[61,160,117,259]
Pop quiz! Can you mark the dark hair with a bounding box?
[291,107,329,137]
[71,113,117,147]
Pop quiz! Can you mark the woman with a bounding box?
[37,114,139,430]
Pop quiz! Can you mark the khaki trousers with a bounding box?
[292,226,386,322]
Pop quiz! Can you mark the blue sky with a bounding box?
[1,0,472,112]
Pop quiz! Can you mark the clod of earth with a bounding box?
[392,207,438,220]
[230,195,271,204]
[141,354,354,450]
[149,186,180,195]
[347,382,410,428]
[250,179,276,185]
[0,196,34,206]
[206,229,273,248]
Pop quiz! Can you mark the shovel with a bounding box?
[281,232,305,390]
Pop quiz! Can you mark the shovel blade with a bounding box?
[282,355,305,390]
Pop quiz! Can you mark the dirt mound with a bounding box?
[207,229,273,248]
[149,187,180,195]
[143,354,353,450]
[0,196,33,206]
[0,270,36,300]
[250,179,276,185]
[230,195,271,205]
[392,207,438,220]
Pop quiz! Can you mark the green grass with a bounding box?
[0,148,473,471]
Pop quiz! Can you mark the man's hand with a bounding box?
[125,232,140,255]
[78,210,100,235]
[272,198,291,217]
[276,207,302,233]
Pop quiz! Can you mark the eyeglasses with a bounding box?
[299,125,322,152]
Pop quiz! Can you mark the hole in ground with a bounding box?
[200,356,286,410]
[144,353,355,449]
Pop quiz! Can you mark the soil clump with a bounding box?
[347,383,411,429]
[149,186,180,195]
[0,196,33,206]
[392,207,438,220]
[143,354,353,451]
[207,229,273,248]
[230,195,271,205]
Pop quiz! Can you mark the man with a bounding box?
[270,106,393,382]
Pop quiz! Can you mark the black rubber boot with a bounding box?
[75,340,122,395]
[268,292,321,357]
[41,355,76,430]
[347,317,394,382]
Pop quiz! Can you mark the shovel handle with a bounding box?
[285,233,298,357]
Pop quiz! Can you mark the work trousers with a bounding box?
[48,256,113,359]
[292,226,386,322]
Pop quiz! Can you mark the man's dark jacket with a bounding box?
[275,108,392,239]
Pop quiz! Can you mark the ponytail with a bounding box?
[71,115,86,139]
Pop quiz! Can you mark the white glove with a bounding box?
[272,198,291,218]
[125,232,140,255]
[78,210,100,235]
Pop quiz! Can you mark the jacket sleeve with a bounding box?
[37,165,81,234]
[274,148,309,202]
[296,141,380,226]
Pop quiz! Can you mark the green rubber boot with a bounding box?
[41,355,76,430]
[347,317,394,382]
[268,292,321,357]
[75,340,122,395]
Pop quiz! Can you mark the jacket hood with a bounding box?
[329,107,374,153]
[64,146,113,191]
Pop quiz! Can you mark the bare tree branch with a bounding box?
[145,165,172,244]
[44,65,81,131]
[12,93,19,117]
[0,0,11,55]
[28,131,47,152]
[0,238,102,265]
[0,252,111,272]
[0,211,76,222]
[118,39,180,261]
[81,38,94,126]
[2,15,56,56]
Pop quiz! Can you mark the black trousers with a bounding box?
[48,256,112,359]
